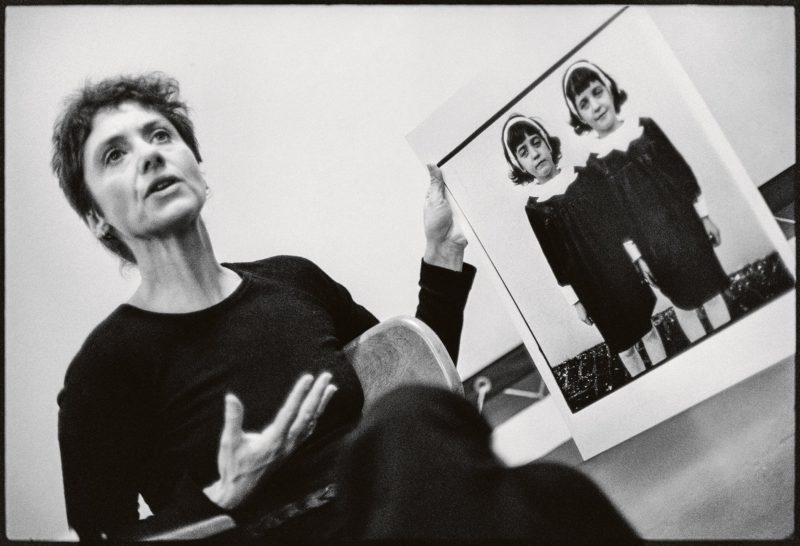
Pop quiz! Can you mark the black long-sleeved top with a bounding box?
[57,256,475,540]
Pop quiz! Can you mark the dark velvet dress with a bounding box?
[524,194,571,289]
[524,168,656,354]
[585,118,729,310]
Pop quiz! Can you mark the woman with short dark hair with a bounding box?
[53,72,638,542]
[53,72,474,540]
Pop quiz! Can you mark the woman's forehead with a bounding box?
[90,102,164,132]
[83,102,170,163]
[86,102,169,146]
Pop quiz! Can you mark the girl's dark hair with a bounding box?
[51,72,202,264]
[502,116,562,185]
[564,66,627,135]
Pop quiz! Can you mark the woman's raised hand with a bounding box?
[203,372,337,510]
[423,164,467,271]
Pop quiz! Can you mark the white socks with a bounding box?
[641,325,666,365]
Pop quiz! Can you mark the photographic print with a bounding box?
[408,6,795,458]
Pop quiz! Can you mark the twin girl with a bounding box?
[502,60,731,378]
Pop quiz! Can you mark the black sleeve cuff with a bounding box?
[419,259,476,305]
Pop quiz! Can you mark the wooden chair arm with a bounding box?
[143,514,236,541]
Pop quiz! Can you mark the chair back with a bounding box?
[344,316,464,410]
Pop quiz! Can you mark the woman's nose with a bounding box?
[138,144,165,174]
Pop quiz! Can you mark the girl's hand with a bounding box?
[203,373,337,510]
[423,164,467,272]
[635,258,657,287]
[702,217,721,247]
[574,301,593,326]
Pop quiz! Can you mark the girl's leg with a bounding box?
[618,345,646,378]
[703,293,731,330]
[673,305,706,343]
[641,325,666,365]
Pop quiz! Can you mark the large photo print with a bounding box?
[409,7,795,458]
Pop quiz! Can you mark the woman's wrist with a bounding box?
[424,241,464,272]
[203,480,235,510]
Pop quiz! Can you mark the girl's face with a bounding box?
[574,80,619,137]
[514,131,557,182]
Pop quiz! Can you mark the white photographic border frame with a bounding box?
[408,7,795,459]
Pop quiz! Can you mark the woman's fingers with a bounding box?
[286,373,332,443]
[427,164,446,201]
[316,384,338,417]
[219,393,244,455]
[271,374,315,438]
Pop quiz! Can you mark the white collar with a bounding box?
[526,167,578,202]
[586,117,643,158]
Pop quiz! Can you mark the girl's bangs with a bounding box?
[566,67,604,100]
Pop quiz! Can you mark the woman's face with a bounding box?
[574,80,618,137]
[82,101,205,244]
[514,131,557,182]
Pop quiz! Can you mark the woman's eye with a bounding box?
[152,129,171,143]
[578,100,588,109]
[593,86,603,96]
[104,149,123,165]
[517,148,528,158]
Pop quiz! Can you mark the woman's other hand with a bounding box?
[423,164,467,271]
[574,301,593,326]
[203,373,337,510]
[702,217,721,247]
[635,257,657,286]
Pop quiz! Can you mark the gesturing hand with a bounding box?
[423,164,467,271]
[203,372,337,510]
[702,217,721,247]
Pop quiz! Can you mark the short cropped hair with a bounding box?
[502,116,562,185]
[564,66,627,135]
[51,72,202,263]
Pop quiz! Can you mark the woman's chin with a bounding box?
[144,201,204,236]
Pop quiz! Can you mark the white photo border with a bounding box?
[408,6,795,459]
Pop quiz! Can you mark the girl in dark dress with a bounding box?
[561,61,731,342]
[502,114,664,377]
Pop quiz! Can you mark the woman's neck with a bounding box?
[128,220,241,313]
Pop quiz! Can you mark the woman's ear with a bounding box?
[85,209,109,240]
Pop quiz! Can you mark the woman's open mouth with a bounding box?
[146,176,180,197]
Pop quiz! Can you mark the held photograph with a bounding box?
[408,6,795,458]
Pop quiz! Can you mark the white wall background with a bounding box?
[5,6,794,540]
